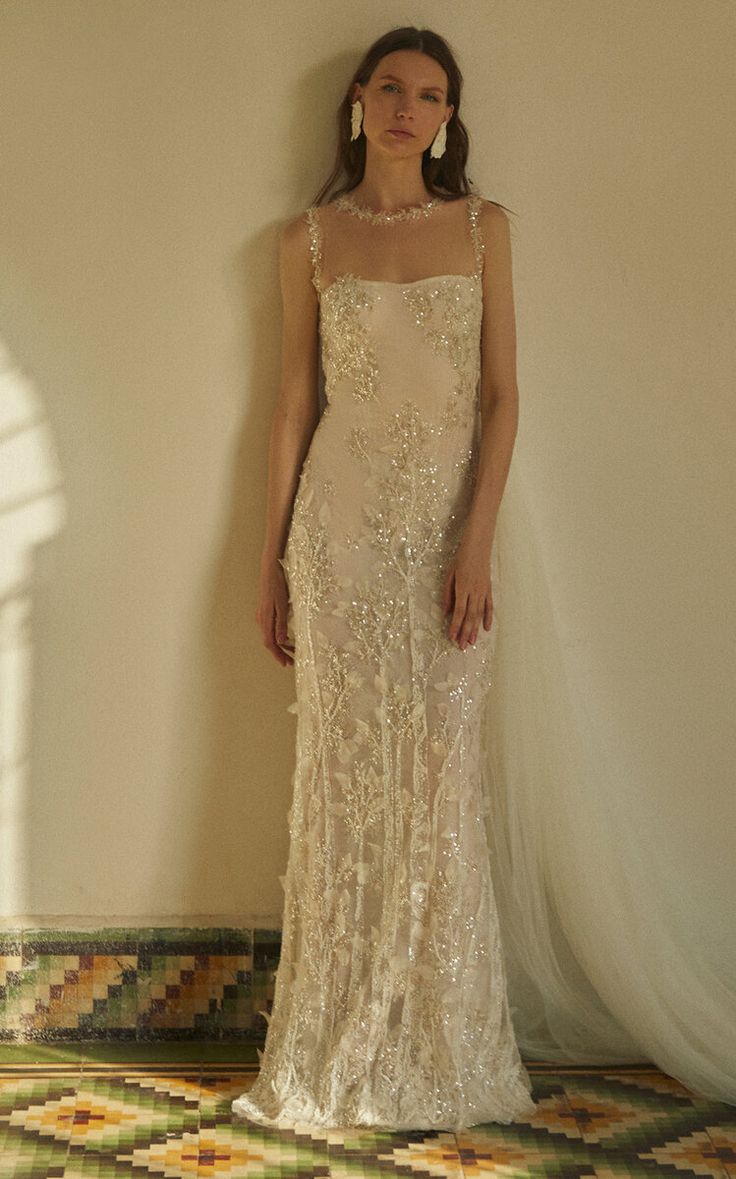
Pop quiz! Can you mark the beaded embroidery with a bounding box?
[233,190,537,1132]
[304,205,323,293]
[334,192,442,224]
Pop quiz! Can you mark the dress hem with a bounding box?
[231,1083,537,1132]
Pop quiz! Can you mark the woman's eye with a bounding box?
[381,83,440,102]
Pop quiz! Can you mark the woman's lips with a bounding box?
[388,129,414,138]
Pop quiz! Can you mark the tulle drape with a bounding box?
[482,456,736,1107]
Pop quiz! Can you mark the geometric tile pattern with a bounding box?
[0,1052,734,1178]
[0,929,281,1042]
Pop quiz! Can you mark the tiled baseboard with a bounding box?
[0,926,282,1041]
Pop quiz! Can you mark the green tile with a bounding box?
[138,926,221,945]
[0,1040,86,1062]
[82,1040,201,1063]
[200,1040,260,1063]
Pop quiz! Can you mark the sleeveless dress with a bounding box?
[232,193,537,1131]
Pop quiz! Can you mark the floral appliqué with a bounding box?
[238,195,537,1132]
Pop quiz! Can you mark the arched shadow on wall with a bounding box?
[0,336,66,916]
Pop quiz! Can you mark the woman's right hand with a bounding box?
[256,557,295,667]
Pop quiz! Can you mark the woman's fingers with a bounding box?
[448,590,467,642]
[275,599,295,663]
[441,566,454,615]
[273,610,294,666]
[268,630,294,666]
[259,602,294,667]
[450,592,492,649]
[275,611,289,646]
[483,595,494,631]
[456,600,480,647]
[256,564,296,667]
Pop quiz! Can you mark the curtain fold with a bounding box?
[482,457,736,1106]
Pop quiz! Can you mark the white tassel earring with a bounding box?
[350,100,363,141]
[430,119,447,159]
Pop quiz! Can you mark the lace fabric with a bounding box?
[232,194,538,1131]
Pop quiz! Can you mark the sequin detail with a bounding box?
[401,276,482,432]
[321,275,380,403]
[401,197,484,433]
[305,208,381,404]
[233,192,537,1132]
[304,205,323,293]
[466,193,485,278]
[335,192,443,224]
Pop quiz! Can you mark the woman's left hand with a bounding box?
[441,541,494,650]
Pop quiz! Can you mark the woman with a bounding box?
[232,25,537,1131]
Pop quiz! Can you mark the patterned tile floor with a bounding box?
[0,1043,734,1177]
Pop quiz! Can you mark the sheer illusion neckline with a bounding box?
[305,193,486,300]
[319,271,480,299]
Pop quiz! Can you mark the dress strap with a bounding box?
[466,194,485,279]
[304,205,323,294]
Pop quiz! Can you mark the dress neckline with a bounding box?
[334,193,443,224]
[319,271,479,299]
[305,195,485,297]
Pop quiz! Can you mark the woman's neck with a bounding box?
[348,165,434,213]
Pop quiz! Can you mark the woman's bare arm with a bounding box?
[257,212,320,665]
[464,200,519,555]
[260,213,321,564]
[443,201,519,649]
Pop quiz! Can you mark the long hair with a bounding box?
[312,26,515,218]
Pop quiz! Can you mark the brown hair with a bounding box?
[312,26,515,218]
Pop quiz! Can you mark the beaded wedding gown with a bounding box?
[232,192,537,1131]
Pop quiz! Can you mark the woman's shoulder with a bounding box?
[466,195,510,249]
[278,209,317,278]
[465,192,508,217]
[282,206,314,235]
[440,191,508,226]
[280,203,327,250]
[282,200,338,237]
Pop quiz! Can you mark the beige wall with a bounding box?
[0,0,733,925]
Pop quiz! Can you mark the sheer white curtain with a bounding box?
[482,456,736,1107]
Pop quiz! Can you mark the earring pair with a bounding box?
[350,99,447,158]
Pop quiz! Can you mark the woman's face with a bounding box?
[353,49,453,158]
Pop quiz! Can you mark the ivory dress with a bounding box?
[232,192,537,1131]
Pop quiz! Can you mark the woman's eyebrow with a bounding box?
[377,73,445,94]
